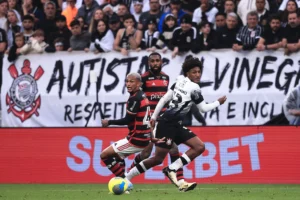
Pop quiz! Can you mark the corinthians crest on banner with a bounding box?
[6,59,44,122]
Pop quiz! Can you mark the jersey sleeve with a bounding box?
[191,87,204,104]
[127,97,141,115]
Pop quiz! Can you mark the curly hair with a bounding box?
[182,56,203,76]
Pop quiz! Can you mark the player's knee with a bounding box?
[195,142,205,155]
[100,152,107,160]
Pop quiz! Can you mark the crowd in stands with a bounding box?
[0,0,299,62]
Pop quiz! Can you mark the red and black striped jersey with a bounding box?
[141,71,169,113]
[126,90,151,147]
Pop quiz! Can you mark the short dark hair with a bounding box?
[23,14,34,22]
[149,52,161,59]
[70,19,80,27]
[215,12,226,18]
[123,14,135,23]
[182,56,203,76]
[268,14,281,23]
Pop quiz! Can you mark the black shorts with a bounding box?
[155,120,196,149]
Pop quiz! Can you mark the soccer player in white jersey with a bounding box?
[124,56,227,192]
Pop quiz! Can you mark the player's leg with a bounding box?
[163,127,203,192]
[100,138,144,178]
[129,142,154,169]
[169,144,184,185]
[125,145,170,181]
[125,120,175,182]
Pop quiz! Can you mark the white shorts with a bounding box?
[112,138,144,159]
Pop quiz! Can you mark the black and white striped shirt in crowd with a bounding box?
[141,30,160,49]
[236,25,263,49]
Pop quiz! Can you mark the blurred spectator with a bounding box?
[214,12,239,49]
[22,0,44,23]
[49,15,72,50]
[139,0,162,31]
[62,0,78,29]
[37,1,58,43]
[159,0,171,13]
[89,19,114,53]
[237,0,269,25]
[88,8,107,33]
[6,9,23,49]
[20,29,48,54]
[54,37,65,51]
[117,3,130,23]
[113,14,142,55]
[108,13,121,37]
[233,11,262,51]
[283,83,300,125]
[192,0,218,26]
[0,26,6,92]
[158,0,185,33]
[256,0,269,26]
[256,15,283,51]
[193,21,215,53]
[132,0,143,22]
[170,14,197,58]
[0,0,8,31]
[181,0,200,15]
[215,12,226,30]
[76,16,87,31]
[8,0,22,16]
[8,32,24,62]
[62,0,83,10]
[223,0,243,27]
[68,19,91,51]
[282,12,300,55]
[76,0,99,25]
[101,0,119,15]
[280,0,298,27]
[140,17,159,50]
[155,13,176,51]
[279,0,300,11]
[22,14,34,43]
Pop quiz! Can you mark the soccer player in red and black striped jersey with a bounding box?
[100,73,163,181]
[129,52,194,189]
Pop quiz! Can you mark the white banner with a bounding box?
[1,50,299,127]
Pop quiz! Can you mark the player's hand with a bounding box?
[101,119,109,127]
[151,137,166,144]
[218,96,227,105]
[150,119,156,128]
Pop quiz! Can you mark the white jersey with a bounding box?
[161,77,204,121]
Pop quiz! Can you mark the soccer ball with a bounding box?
[108,177,128,195]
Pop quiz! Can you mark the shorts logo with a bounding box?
[6,60,44,122]
[166,138,172,146]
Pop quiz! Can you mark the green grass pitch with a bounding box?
[0,184,299,200]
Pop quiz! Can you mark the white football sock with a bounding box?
[168,158,183,171]
[169,153,191,171]
[126,166,140,181]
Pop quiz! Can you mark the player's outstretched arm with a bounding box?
[151,89,173,120]
[101,113,136,127]
[197,96,227,113]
